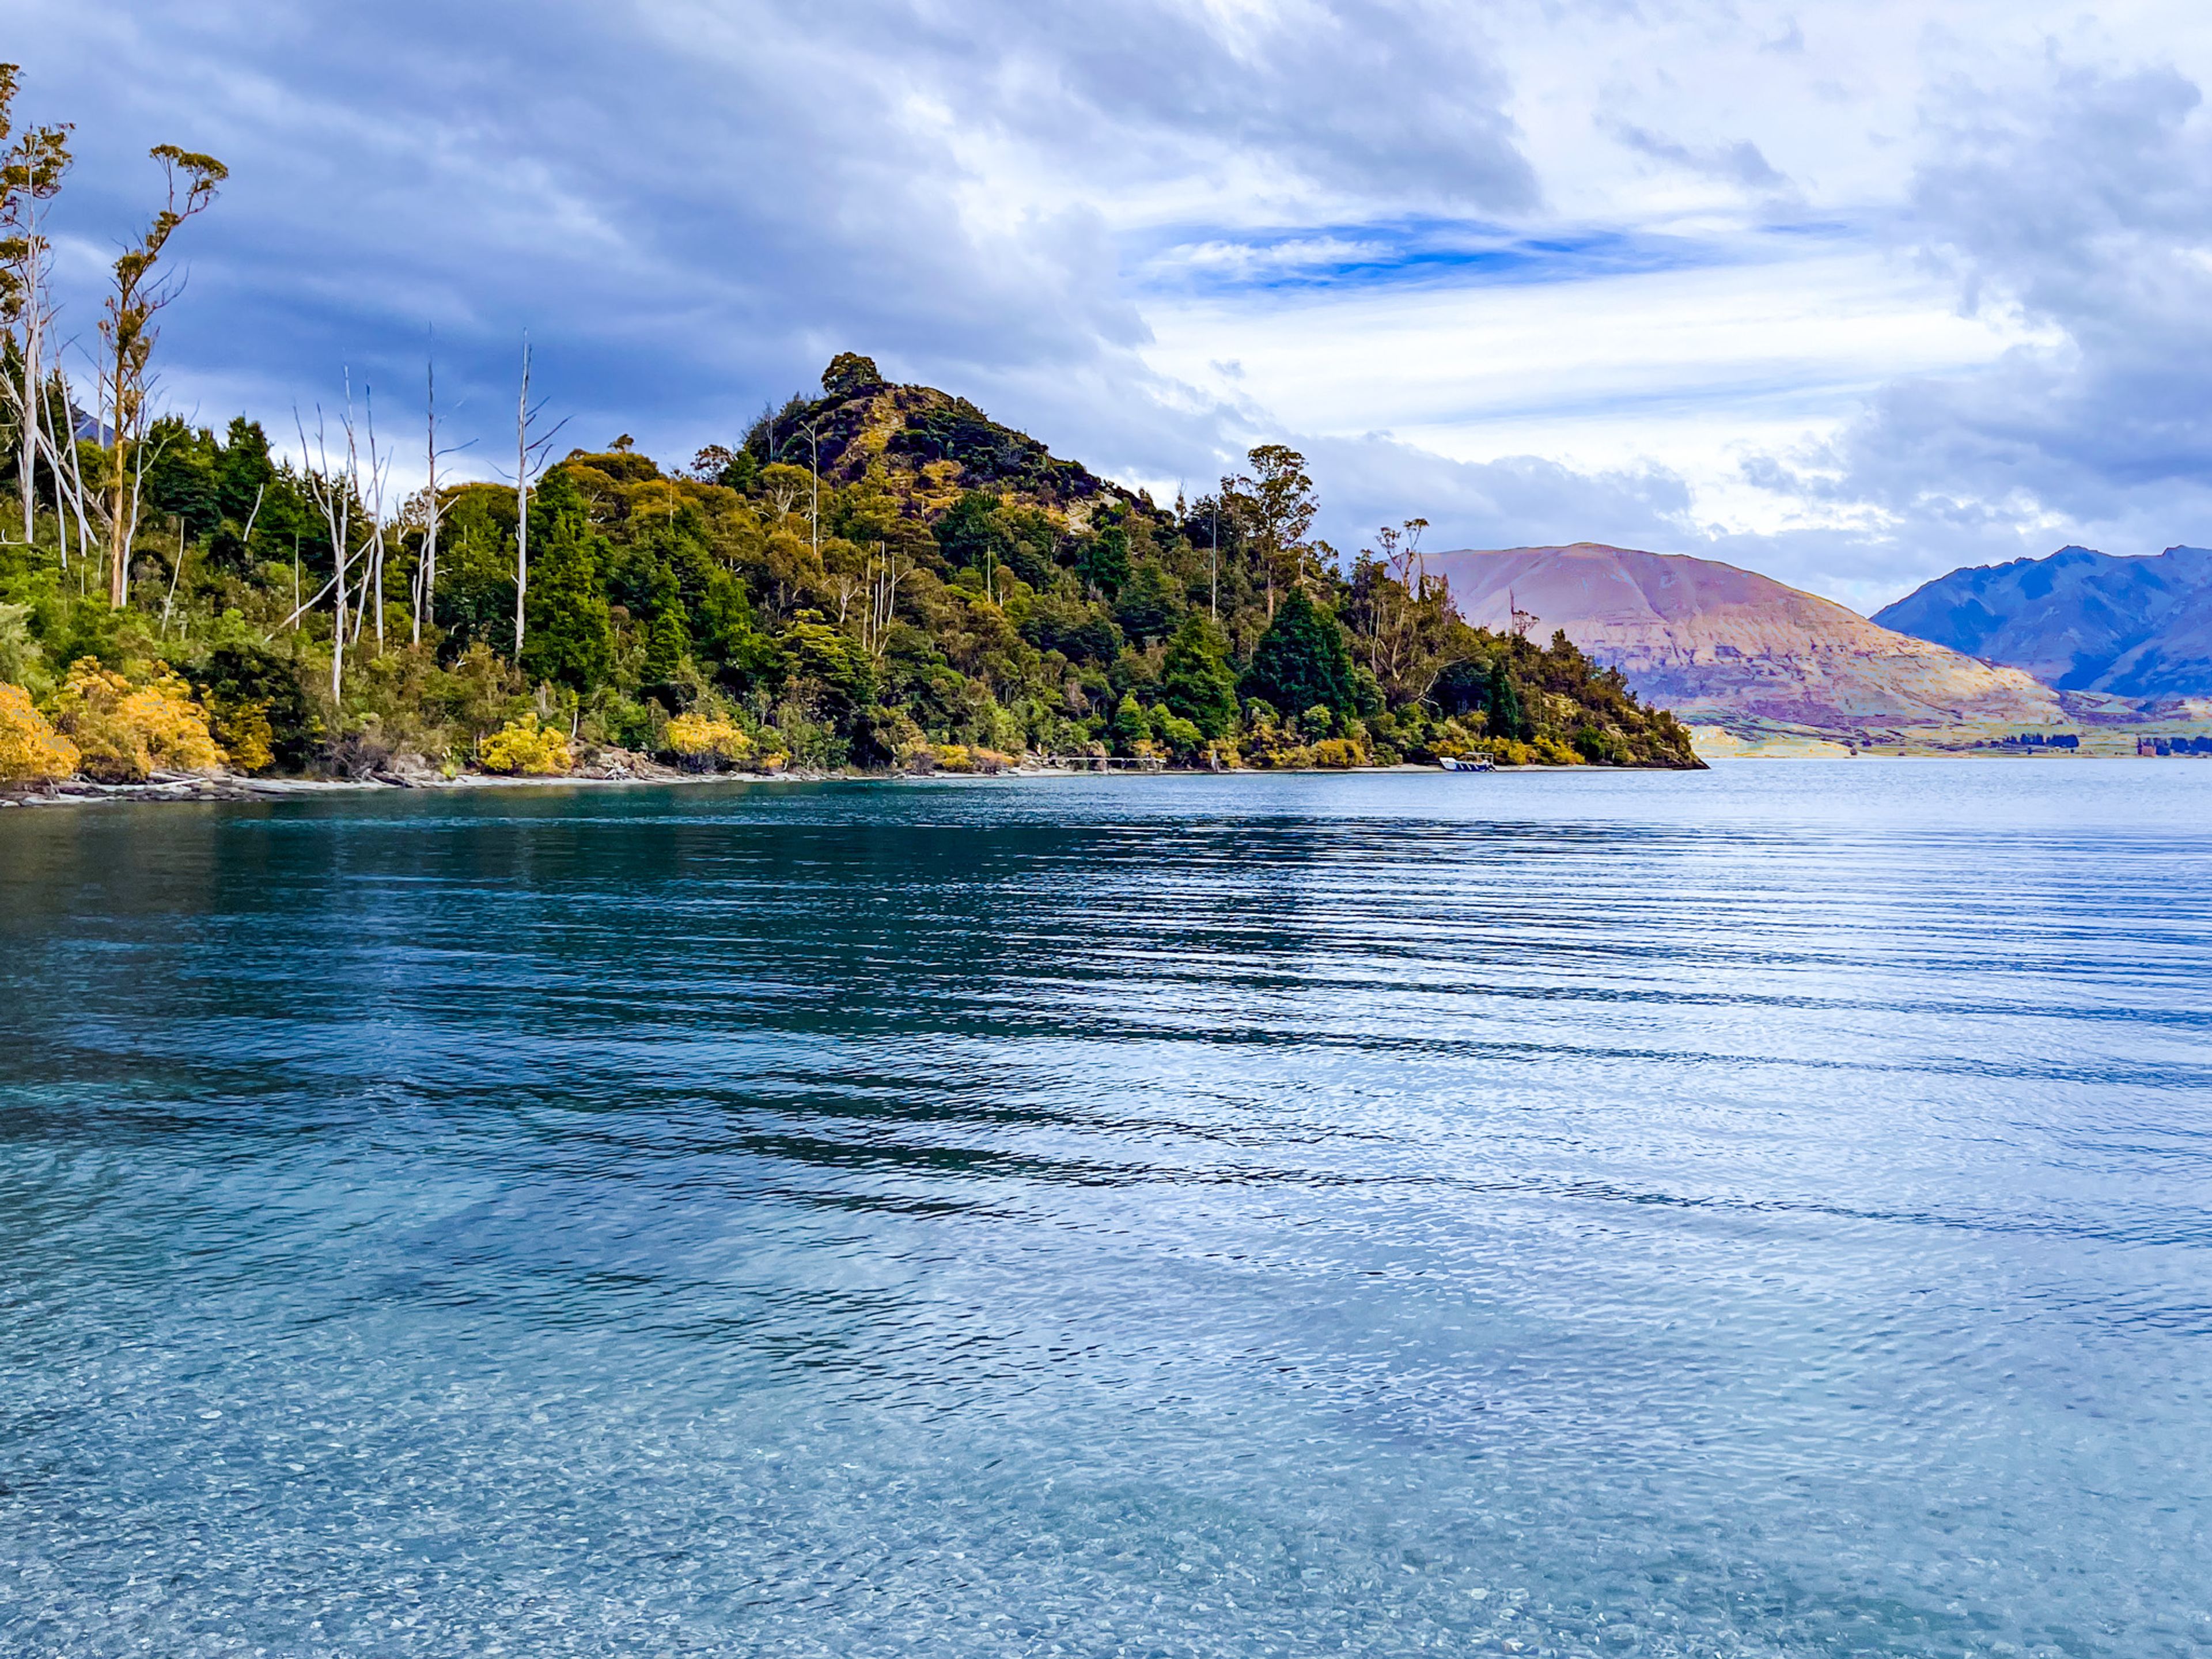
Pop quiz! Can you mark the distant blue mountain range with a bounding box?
[1873,545,2212,697]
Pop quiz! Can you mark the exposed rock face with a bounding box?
[1873,544,2212,697]
[1422,543,2063,734]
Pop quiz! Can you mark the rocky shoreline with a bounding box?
[0,753,829,808]
[1,757,1545,808]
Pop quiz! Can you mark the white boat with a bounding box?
[1437,753,1495,772]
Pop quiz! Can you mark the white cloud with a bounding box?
[12,0,2212,613]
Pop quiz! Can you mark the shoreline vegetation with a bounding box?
[0,68,1701,798]
[0,338,1706,797]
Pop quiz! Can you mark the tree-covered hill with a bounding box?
[1,354,1701,784]
[727,351,1156,528]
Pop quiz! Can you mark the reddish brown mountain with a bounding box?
[1423,543,2063,735]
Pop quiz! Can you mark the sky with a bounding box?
[13,0,2212,612]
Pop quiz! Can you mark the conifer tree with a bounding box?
[1111,691,1152,754]
[1162,615,1238,739]
[1487,657,1531,742]
[1243,586,1353,717]
[638,560,688,692]
[520,468,613,691]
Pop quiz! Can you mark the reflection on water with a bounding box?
[3,764,2209,1656]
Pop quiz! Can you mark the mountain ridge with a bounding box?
[1419,542,2064,736]
[1872,544,2212,697]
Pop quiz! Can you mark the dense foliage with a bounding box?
[0,357,1700,782]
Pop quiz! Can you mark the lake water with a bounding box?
[2,762,2209,1658]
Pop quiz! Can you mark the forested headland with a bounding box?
[0,70,1699,788]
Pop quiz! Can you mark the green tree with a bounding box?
[520,468,614,691]
[1487,656,1531,741]
[215,416,275,522]
[1115,558,1181,643]
[1161,615,1238,738]
[780,615,876,715]
[1243,586,1353,717]
[695,567,780,691]
[1156,711,1203,757]
[639,560,689,693]
[198,639,316,772]
[434,487,517,659]
[141,416,220,540]
[1228,443,1318,616]
[213,416,278,564]
[1111,691,1152,754]
[821,353,884,399]
[1076,525,1129,598]
[934,489,1010,574]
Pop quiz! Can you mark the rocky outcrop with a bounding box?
[1422,543,2064,736]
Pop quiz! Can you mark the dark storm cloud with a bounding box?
[10,0,1533,475]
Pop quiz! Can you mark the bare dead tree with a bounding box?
[160,513,185,635]
[501,337,566,659]
[514,345,528,656]
[409,344,474,647]
[358,382,391,649]
[864,540,907,660]
[294,403,354,702]
[801,417,823,567]
[100,143,225,607]
[42,376,98,569]
[0,66,72,548]
[762,471,802,517]
[413,355,436,645]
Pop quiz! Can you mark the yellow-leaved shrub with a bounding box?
[480,713,571,775]
[0,682,79,783]
[50,659,226,782]
[209,699,276,774]
[663,711,753,770]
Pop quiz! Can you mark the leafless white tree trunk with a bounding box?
[45,378,99,569]
[514,341,531,658]
[7,285,51,548]
[8,239,44,546]
[360,384,389,649]
[296,403,353,702]
[2,97,71,551]
[503,337,567,663]
[864,541,906,659]
[413,353,440,647]
[804,418,822,566]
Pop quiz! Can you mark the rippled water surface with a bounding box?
[3,763,2210,1657]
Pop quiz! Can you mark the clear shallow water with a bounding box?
[2,762,2209,1658]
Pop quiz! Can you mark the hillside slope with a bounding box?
[742,353,1160,530]
[1872,544,2212,697]
[1423,543,2063,735]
